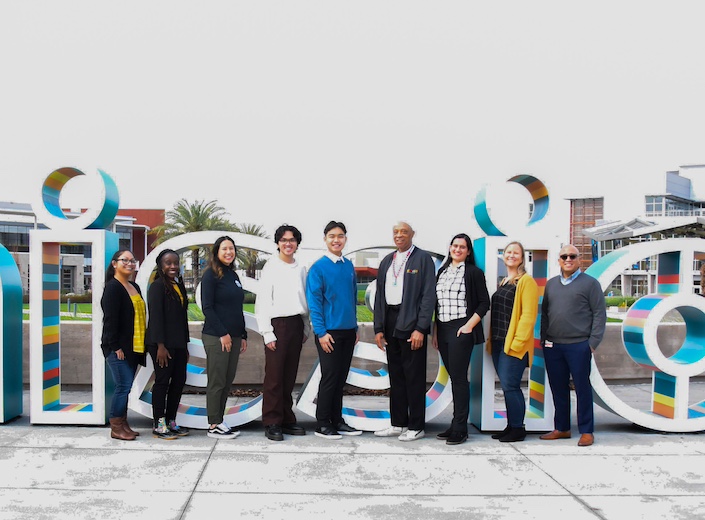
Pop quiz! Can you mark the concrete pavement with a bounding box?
[1,384,705,520]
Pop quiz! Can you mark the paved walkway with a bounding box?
[1,384,704,520]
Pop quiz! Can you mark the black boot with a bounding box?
[499,426,527,443]
[491,425,511,440]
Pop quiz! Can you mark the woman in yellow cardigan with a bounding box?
[487,242,538,442]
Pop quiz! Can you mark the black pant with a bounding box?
[315,329,356,427]
[262,316,305,426]
[148,346,188,425]
[385,307,427,431]
[436,318,475,434]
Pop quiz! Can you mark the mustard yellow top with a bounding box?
[486,274,539,366]
[173,283,185,306]
[131,294,147,354]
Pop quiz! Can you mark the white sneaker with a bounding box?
[207,422,240,439]
[398,429,425,442]
[374,426,408,437]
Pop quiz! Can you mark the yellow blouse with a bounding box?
[131,294,146,354]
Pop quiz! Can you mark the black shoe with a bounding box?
[499,426,526,443]
[281,423,306,436]
[446,431,468,445]
[491,425,511,440]
[335,422,362,436]
[314,425,342,440]
[265,425,284,441]
[436,428,453,440]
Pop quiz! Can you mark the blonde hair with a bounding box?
[504,241,526,285]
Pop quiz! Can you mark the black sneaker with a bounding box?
[265,424,284,441]
[336,422,362,436]
[207,422,239,439]
[314,425,342,440]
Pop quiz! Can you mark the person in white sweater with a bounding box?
[256,224,310,441]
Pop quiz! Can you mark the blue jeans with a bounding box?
[106,351,137,419]
[492,345,528,428]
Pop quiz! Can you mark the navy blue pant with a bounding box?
[315,329,356,428]
[544,340,594,434]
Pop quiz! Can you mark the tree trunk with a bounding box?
[191,247,200,294]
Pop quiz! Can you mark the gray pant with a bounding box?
[203,333,241,425]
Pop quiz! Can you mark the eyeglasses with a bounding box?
[559,254,578,261]
[117,258,138,265]
[279,238,298,244]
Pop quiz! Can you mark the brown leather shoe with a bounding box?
[539,429,571,440]
[578,433,594,447]
[110,418,136,441]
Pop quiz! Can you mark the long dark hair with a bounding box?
[154,249,183,301]
[208,236,237,279]
[437,233,476,278]
[105,249,132,284]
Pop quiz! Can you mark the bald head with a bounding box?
[558,244,580,278]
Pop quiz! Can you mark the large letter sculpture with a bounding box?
[586,238,705,432]
[0,244,23,423]
[471,175,558,432]
[29,167,119,424]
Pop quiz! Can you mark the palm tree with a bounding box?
[150,199,236,290]
[235,223,270,278]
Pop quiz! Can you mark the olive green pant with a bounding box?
[203,333,241,425]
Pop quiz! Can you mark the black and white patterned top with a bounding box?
[490,281,517,348]
[436,263,467,322]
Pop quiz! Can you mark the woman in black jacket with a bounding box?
[146,249,190,440]
[101,249,147,441]
[432,233,490,445]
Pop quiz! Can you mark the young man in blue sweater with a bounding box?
[306,221,361,439]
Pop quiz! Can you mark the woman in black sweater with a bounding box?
[146,249,190,440]
[101,249,147,441]
[201,236,248,439]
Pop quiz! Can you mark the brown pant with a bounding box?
[262,315,305,426]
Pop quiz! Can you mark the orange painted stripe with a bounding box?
[43,368,60,381]
[529,389,544,403]
[43,249,60,262]
[43,290,59,300]
[43,334,60,344]
[653,401,674,419]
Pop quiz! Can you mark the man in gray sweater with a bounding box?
[540,244,606,447]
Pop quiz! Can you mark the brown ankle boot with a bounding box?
[110,417,136,441]
[122,415,140,437]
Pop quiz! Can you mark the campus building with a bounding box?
[0,201,164,296]
[580,167,705,297]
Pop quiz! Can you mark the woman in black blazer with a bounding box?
[432,233,490,445]
[101,249,147,441]
[146,249,190,440]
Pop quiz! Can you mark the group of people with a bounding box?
[100,221,606,447]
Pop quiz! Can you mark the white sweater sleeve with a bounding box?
[255,262,277,344]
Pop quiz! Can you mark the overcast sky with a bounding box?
[1,1,704,255]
